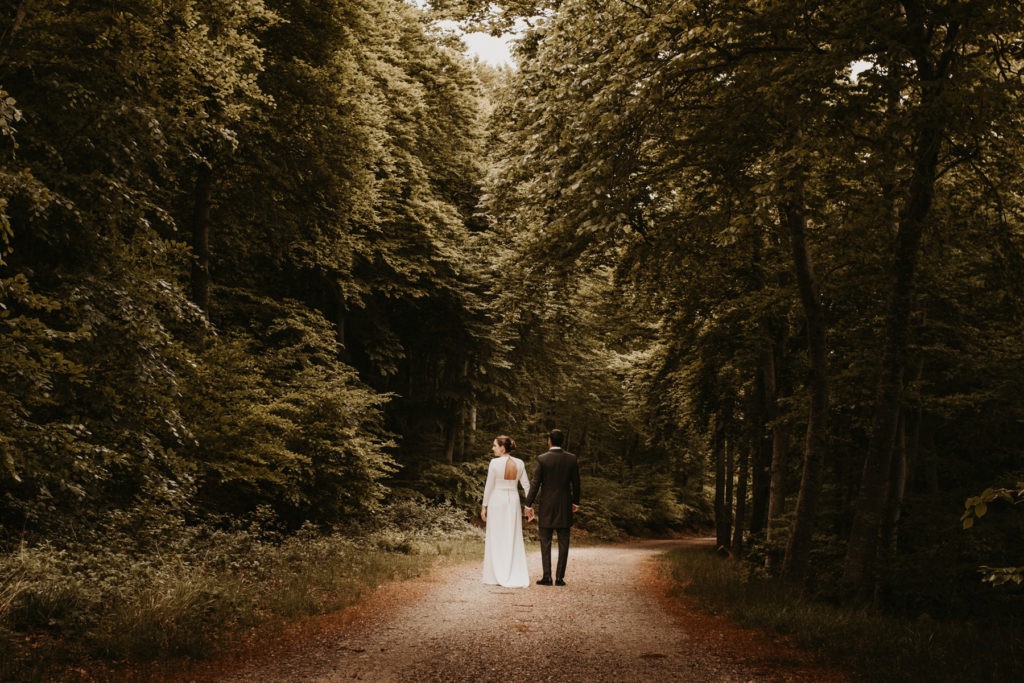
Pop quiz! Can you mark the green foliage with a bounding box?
[0,0,500,541]
[483,0,1024,612]
[210,0,504,475]
[962,484,1024,529]
[579,472,709,539]
[176,294,396,524]
[6,1,1023,676]
[0,508,482,678]
[397,460,491,510]
[962,482,1024,587]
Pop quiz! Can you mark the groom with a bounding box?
[524,429,581,586]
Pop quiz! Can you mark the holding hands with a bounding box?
[523,504,578,522]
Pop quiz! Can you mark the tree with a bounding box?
[843,0,1024,596]
[0,0,273,534]
[481,0,1024,590]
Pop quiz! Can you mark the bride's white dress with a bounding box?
[481,455,531,587]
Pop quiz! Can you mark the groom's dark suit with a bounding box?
[525,446,581,582]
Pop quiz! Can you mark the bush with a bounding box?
[579,471,708,538]
[0,504,483,679]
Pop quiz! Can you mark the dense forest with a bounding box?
[2,0,1023,673]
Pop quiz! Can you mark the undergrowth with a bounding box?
[0,501,482,681]
[662,544,1023,682]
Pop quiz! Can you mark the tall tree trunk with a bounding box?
[872,409,908,604]
[749,432,771,535]
[780,201,830,582]
[713,416,729,549]
[725,434,735,546]
[465,403,477,455]
[444,419,456,464]
[454,405,466,461]
[765,321,790,544]
[748,352,766,537]
[732,444,750,557]
[923,417,940,495]
[903,358,925,492]
[335,308,347,349]
[190,162,213,313]
[623,433,639,477]
[321,271,352,362]
[333,280,347,348]
[842,75,945,594]
[880,411,908,555]
[767,423,790,540]
[455,360,470,460]
[579,424,597,475]
[904,406,922,494]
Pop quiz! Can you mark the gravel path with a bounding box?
[208,539,846,683]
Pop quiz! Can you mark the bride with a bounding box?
[481,435,531,587]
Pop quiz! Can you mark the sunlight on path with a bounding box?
[314,544,696,681]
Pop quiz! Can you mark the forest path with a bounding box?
[198,539,846,682]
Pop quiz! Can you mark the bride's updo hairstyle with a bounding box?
[496,435,518,480]
[495,435,516,454]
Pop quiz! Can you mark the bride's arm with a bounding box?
[482,460,496,514]
[518,458,531,499]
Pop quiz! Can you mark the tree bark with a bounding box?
[725,433,735,546]
[444,418,456,464]
[190,162,213,313]
[748,348,767,536]
[749,432,771,535]
[921,415,939,494]
[732,444,749,557]
[454,360,471,460]
[767,423,790,538]
[333,282,346,346]
[780,201,830,582]
[757,323,786,540]
[321,271,353,363]
[579,424,598,475]
[903,358,924,492]
[713,416,729,549]
[879,411,908,555]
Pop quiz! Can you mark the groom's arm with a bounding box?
[570,457,581,511]
[524,458,543,509]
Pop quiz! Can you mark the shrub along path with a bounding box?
[148,539,847,682]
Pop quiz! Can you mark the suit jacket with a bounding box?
[524,447,581,529]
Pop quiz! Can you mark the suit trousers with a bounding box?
[538,526,571,580]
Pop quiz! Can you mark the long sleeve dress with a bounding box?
[481,455,531,587]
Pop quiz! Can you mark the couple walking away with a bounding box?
[481,429,581,588]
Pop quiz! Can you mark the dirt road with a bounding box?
[199,539,844,682]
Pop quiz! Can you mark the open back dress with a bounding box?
[481,455,531,587]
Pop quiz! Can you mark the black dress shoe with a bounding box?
[536,578,553,586]
[555,579,566,586]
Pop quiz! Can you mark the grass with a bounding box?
[662,544,1024,682]
[0,506,484,682]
